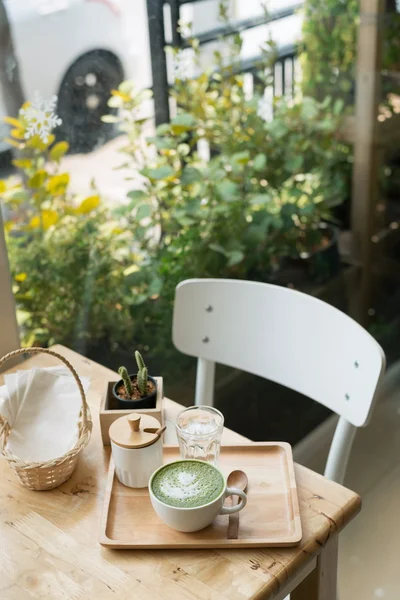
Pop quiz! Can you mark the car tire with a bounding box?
[57,51,124,154]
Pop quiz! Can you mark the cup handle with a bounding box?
[219,487,247,515]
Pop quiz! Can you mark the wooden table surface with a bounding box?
[0,345,361,600]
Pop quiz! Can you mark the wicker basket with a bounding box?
[0,347,92,491]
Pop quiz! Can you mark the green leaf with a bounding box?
[299,204,315,215]
[333,99,344,115]
[131,293,149,306]
[245,224,268,244]
[147,136,175,150]
[176,214,195,226]
[112,205,131,217]
[125,269,147,286]
[28,170,48,189]
[148,276,163,297]
[209,243,226,255]
[231,151,250,166]
[156,123,171,136]
[216,180,239,201]
[49,141,69,162]
[127,190,149,203]
[301,97,319,120]
[146,166,174,180]
[136,203,152,220]
[285,155,303,172]
[253,154,267,172]
[227,249,244,267]
[7,189,29,204]
[177,143,191,156]
[281,203,297,221]
[268,119,287,138]
[170,113,196,135]
[171,113,196,128]
[181,166,202,185]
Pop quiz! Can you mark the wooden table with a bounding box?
[0,345,361,600]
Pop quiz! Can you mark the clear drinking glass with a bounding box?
[175,406,224,467]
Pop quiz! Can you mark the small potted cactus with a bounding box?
[112,351,158,409]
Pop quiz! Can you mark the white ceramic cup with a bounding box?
[149,459,247,532]
[111,436,163,488]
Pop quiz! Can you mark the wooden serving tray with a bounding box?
[100,443,302,549]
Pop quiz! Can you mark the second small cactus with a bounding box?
[118,366,133,396]
[135,351,148,396]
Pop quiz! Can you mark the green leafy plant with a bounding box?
[135,351,148,396]
[300,0,400,109]
[109,57,348,296]
[0,8,356,379]
[1,108,138,349]
[118,366,133,396]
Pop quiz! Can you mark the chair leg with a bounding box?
[195,358,215,406]
[324,417,357,485]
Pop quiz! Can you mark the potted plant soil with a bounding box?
[113,351,157,409]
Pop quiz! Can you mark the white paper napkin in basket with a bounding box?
[0,367,90,462]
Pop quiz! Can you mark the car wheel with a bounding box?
[57,51,124,154]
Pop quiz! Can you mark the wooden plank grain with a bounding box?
[0,345,361,600]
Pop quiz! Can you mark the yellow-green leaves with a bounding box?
[123,264,139,277]
[76,195,100,214]
[29,209,59,230]
[12,158,33,169]
[10,128,25,140]
[26,133,55,151]
[0,180,6,194]
[50,141,69,162]
[170,113,196,136]
[28,170,48,189]
[15,272,27,282]
[3,116,23,128]
[47,173,69,196]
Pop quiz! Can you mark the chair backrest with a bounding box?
[173,279,385,428]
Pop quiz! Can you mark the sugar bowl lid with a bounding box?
[109,414,165,449]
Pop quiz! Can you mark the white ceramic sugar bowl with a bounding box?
[109,414,165,488]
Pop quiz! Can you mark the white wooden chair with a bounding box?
[172,279,386,484]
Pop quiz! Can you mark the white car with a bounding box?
[0,0,301,154]
[0,0,152,153]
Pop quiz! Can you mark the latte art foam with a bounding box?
[151,461,224,508]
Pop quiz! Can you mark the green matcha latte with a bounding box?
[151,460,225,508]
